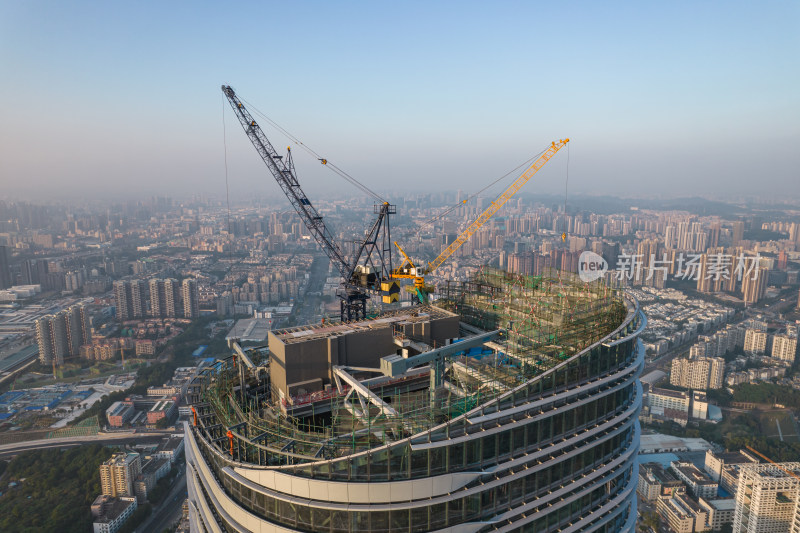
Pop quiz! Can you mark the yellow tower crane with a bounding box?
[392,138,569,303]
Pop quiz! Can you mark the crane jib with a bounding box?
[221,85,397,321]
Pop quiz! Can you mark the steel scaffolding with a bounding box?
[192,266,626,465]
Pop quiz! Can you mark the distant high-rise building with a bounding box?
[709,222,721,248]
[66,305,90,354]
[216,291,234,317]
[724,246,744,294]
[148,279,165,317]
[664,224,677,249]
[697,253,712,293]
[182,278,199,318]
[35,305,92,367]
[0,245,11,289]
[791,222,800,245]
[149,278,180,318]
[744,329,768,355]
[100,453,141,498]
[21,258,48,285]
[772,335,798,363]
[131,280,146,318]
[741,266,768,305]
[35,316,55,365]
[777,250,788,270]
[115,280,147,320]
[36,312,68,367]
[733,462,800,533]
[165,278,180,317]
[731,220,745,245]
[113,281,132,321]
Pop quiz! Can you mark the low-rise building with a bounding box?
[135,339,156,356]
[147,385,181,397]
[155,434,184,464]
[648,388,690,413]
[703,449,759,485]
[671,460,719,500]
[133,457,170,502]
[638,462,685,502]
[657,491,710,533]
[106,401,135,428]
[725,365,788,387]
[146,399,176,426]
[698,497,736,531]
[691,391,709,420]
[92,496,137,533]
[646,387,690,425]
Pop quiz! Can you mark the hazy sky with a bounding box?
[1,1,797,203]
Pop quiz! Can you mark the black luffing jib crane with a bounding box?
[221,85,396,321]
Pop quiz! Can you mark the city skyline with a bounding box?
[1,1,798,201]
[1,4,800,532]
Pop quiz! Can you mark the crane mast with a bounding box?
[221,85,395,320]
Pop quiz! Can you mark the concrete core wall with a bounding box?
[269,311,460,402]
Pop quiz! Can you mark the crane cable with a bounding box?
[239,96,385,203]
[221,93,235,271]
[562,141,570,242]
[413,146,549,237]
[564,141,570,215]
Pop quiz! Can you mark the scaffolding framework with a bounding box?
[192,266,626,466]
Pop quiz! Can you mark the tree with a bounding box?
[638,511,659,531]
[0,444,114,533]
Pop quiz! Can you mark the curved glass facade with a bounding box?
[186,276,644,533]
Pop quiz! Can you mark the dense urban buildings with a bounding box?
[0,190,798,533]
[113,277,200,320]
[185,268,645,532]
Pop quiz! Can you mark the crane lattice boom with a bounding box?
[427,139,569,274]
[221,85,350,279]
[221,85,398,320]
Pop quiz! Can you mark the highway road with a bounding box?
[0,432,170,459]
[138,469,187,533]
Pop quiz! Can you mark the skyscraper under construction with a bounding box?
[185,267,644,532]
